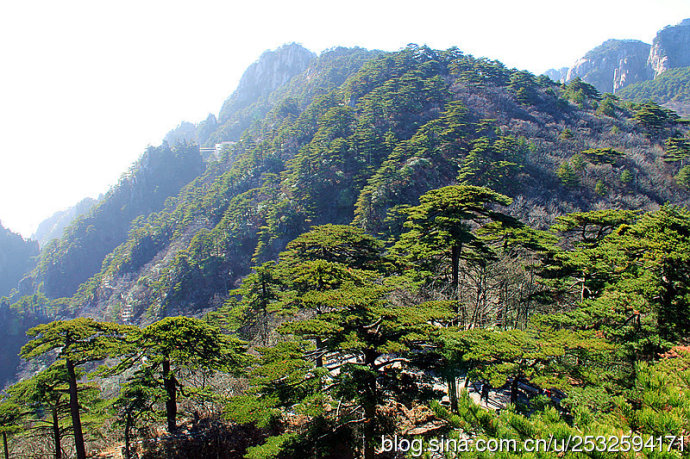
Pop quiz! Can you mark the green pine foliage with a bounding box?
[664,135,690,163]
[3,204,690,457]
[3,43,690,457]
[617,66,690,106]
[632,101,681,135]
[676,165,690,188]
[564,77,602,107]
[556,161,579,187]
[581,147,625,165]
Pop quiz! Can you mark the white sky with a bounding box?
[1,0,689,238]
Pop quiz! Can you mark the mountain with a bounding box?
[3,43,690,388]
[543,66,568,83]
[563,39,651,94]
[29,142,203,300]
[31,197,99,247]
[0,223,38,297]
[35,45,689,326]
[2,41,690,457]
[616,66,690,117]
[164,43,316,147]
[217,43,316,125]
[648,18,690,77]
[546,19,690,97]
[163,43,379,147]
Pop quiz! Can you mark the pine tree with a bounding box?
[0,399,22,459]
[663,136,690,165]
[675,165,690,188]
[20,319,137,459]
[394,185,512,312]
[276,284,453,458]
[138,317,247,433]
[556,162,579,187]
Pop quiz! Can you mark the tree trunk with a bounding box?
[315,337,324,368]
[3,432,8,459]
[510,374,520,405]
[363,401,376,459]
[447,375,458,413]
[451,245,460,298]
[124,412,132,459]
[52,407,61,459]
[580,271,588,301]
[362,350,378,459]
[451,245,462,327]
[162,358,177,433]
[65,358,86,459]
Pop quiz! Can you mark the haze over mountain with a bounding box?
[0,223,38,298]
[1,23,689,455]
[546,18,690,115]
[4,41,687,336]
[31,197,99,247]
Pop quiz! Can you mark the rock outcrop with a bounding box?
[564,40,650,93]
[218,43,316,123]
[648,18,690,77]
[544,67,568,83]
[164,43,316,146]
[545,19,689,94]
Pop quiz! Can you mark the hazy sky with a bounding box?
[1,0,689,238]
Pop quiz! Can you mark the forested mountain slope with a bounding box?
[0,44,385,388]
[30,45,689,328]
[1,43,690,458]
[26,142,204,300]
[31,197,99,247]
[0,225,39,385]
[617,66,690,117]
[546,19,690,118]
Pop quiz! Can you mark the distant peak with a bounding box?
[257,43,315,61]
[583,39,650,59]
[218,43,316,124]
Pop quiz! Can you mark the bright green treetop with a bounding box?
[139,316,248,433]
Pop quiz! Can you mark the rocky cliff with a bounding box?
[218,43,316,124]
[164,43,316,147]
[565,40,650,93]
[546,19,689,95]
[648,18,690,77]
[544,67,568,83]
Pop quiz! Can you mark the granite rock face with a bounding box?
[648,18,690,77]
[564,40,650,93]
[218,43,316,123]
[544,67,568,83]
[545,19,689,94]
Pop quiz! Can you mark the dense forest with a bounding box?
[617,67,690,116]
[1,44,689,458]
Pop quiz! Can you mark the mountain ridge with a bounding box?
[2,42,690,390]
[546,18,690,97]
[31,197,99,247]
[62,47,690,326]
